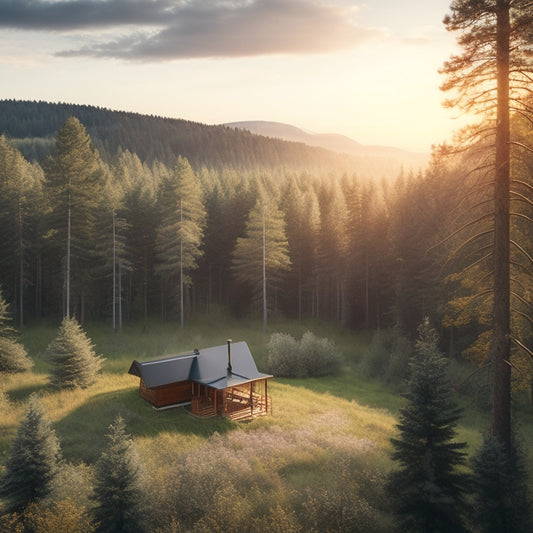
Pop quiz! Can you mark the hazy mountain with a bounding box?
[224,120,430,169]
[0,100,427,178]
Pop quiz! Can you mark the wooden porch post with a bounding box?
[250,382,253,417]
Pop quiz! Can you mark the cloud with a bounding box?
[0,0,173,30]
[0,0,383,60]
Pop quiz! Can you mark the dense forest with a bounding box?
[0,99,532,382]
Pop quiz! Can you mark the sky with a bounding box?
[0,0,467,153]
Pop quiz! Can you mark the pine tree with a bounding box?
[441,0,533,452]
[232,193,291,331]
[282,177,320,320]
[470,433,532,533]
[0,135,44,327]
[387,318,468,533]
[155,156,205,328]
[0,396,62,513]
[0,285,33,373]
[44,117,106,319]
[47,316,104,389]
[91,416,145,533]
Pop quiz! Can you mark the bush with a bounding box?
[360,327,411,386]
[267,331,343,378]
[0,336,33,373]
[267,333,301,377]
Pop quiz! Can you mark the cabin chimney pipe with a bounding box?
[227,339,232,373]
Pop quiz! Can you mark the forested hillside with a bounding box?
[0,100,406,177]
[0,101,533,374]
[0,111,444,336]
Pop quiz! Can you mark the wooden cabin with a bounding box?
[128,341,272,421]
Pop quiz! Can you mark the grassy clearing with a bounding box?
[2,315,533,530]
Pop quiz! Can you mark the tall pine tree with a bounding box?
[232,192,291,331]
[387,318,468,533]
[44,117,106,320]
[441,0,533,452]
[155,156,205,328]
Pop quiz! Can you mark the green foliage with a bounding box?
[0,286,33,373]
[0,286,16,338]
[267,331,343,378]
[387,319,469,533]
[47,317,104,389]
[0,396,62,514]
[21,498,95,533]
[470,433,532,533]
[92,416,146,533]
[155,156,206,326]
[232,194,291,327]
[360,327,411,385]
[0,336,33,373]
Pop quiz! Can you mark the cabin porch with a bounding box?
[190,379,272,421]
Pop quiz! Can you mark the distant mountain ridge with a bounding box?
[224,120,429,166]
[0,100,427,178]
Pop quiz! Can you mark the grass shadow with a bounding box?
[6,382,48,403]
[54,387,236,464]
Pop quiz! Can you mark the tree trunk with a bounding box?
[491,0,511,452]
[112,211,116,331]
[262,210,267,333]
[66,196,71,318]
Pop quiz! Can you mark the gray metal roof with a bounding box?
[128,341,272,390]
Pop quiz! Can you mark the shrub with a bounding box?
[360,327,411,385]
[0,336,33,373]
[267,331,343,378]
[22,499,95,533]
[299,331,343,377]
[267,332,301,377]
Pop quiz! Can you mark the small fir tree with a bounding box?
[0,286,16,338]
[0,396,62,513]
[470,433,532,533]
[387,318,468,533]
[47,316,104,389]
[0,286,33,373]
[91,416,145,533]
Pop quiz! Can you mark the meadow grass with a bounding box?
[2,313,533,526]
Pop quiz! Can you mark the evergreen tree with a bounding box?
[282,176,320,320]
[0,134,44,327]
[0,285,33,373]
[232,193,291,331]
[441,0,533,452]
[47,316,104,389]
[387,318,468,533]
[0,396,62,513]
[155,156,206,328]
[44,117,107,319]
[470,433,532,533]
[91,416,145,533]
